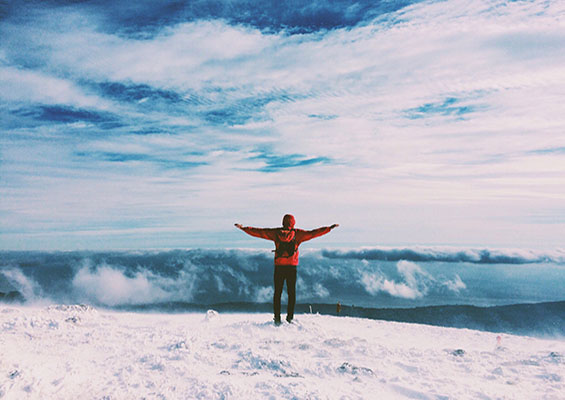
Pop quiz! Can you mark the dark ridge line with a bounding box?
[109,300,565,337]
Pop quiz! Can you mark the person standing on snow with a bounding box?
[235,214,339,325]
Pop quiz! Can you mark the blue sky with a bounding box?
[1,0,565,250]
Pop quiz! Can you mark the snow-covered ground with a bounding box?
[1,305,563,399]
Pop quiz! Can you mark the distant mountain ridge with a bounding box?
[114,300,565,338]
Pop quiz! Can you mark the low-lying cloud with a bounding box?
[323,247,565,265]
[0,247,563,309]
[359,260,465,300]
[72,265,171,306]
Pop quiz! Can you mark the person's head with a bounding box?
[282,214,295,229]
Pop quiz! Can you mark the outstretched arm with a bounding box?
[234,223,277,241]
[296,224,339,243]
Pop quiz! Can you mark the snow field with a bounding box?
[0,305,563,399]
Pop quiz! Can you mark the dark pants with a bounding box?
[273,265,297,321]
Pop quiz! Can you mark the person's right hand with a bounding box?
[234,223,243,229]
[330,224,339,229]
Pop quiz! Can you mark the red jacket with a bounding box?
[239,226,332,266]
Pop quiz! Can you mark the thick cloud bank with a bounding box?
[1,248,564,310]
[322,247,565,264]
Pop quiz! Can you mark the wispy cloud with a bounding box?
[1,0,565,249]
[247,147,332,172]
[74,150,207,170]
[12,105,123,129]
[405,97,484,120]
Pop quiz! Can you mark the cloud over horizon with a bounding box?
[3,248,564,309]
[1,0,565,250]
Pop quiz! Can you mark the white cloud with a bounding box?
[312,283,330,298]
[255,286,273,303]
[72,264,169,306]
[360,261,430,300]
[0,66,109,108]
[360,260,468,299]
[0,268,42,301]
[443,274,466,293]
[360,270,422,300]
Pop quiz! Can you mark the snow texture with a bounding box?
[1,305,564,399]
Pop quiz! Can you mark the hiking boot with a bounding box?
[274,316,282,326]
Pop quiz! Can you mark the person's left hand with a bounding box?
[234,223,243,229]
[330,224,339,229]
